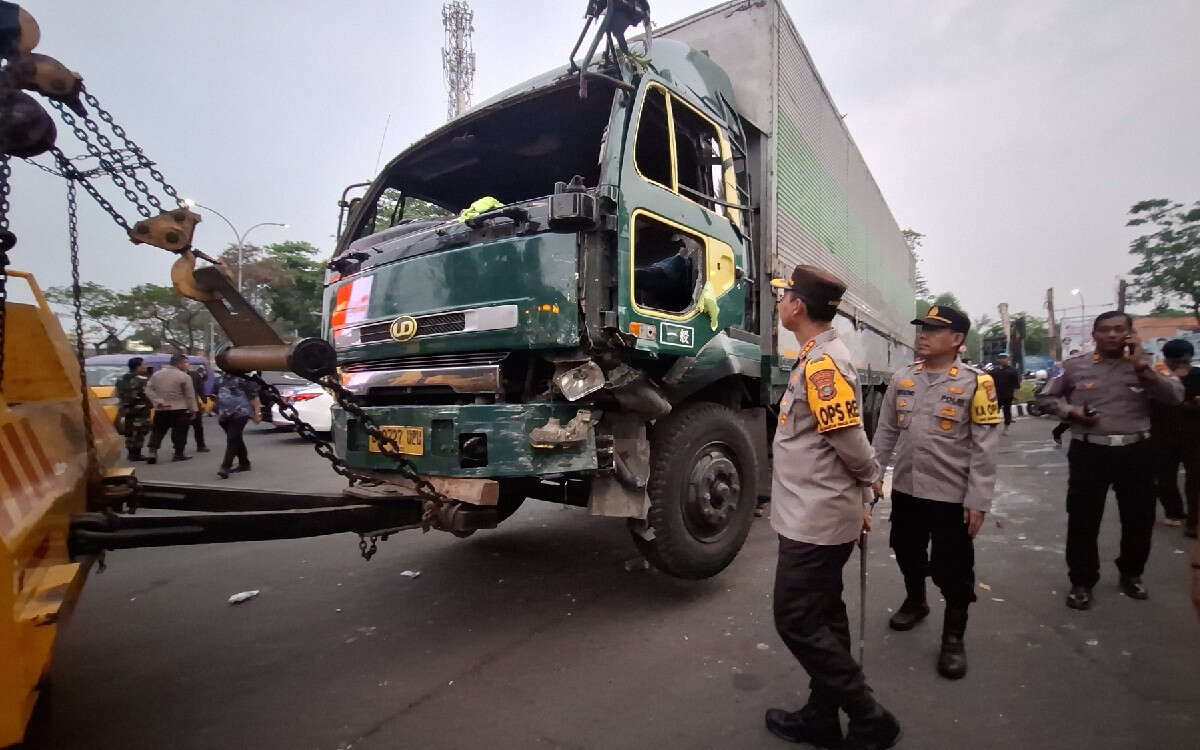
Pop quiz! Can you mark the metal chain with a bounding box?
[66,180,97,475]
[82,88,182,205]
[246,373,450,531]
[49,101,152,219]
[0,155,10,389]
[51,146,132,232]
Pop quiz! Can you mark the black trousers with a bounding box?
[889,491,977,608]
[190,410,207,449]
[773,536,877,719]
[147,409,191,455]
[999,398,1013,426]
[1153,434,1200,527]
[1065,439,1155,587]
[219,415,250,470]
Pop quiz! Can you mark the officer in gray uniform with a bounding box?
[1038,311,1183,609]
[872,305,1000,679]
[763,265,900,750]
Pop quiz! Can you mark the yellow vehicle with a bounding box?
[84,354,216,427]
[1,271,129,748]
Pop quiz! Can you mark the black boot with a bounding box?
[127,451,147,462]
[888,577,929,631]
[764,703,843,747]
[937,606,969,679]
[845,704,901,750]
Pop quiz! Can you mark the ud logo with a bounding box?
[390,316,418,342]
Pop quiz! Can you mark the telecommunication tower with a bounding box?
[442,1,476,120]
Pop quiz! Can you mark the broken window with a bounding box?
[635,86,672,188]
[633,214,705,314]
[672,101,723,213]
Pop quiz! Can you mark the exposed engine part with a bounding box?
[608,370,671,419]
[588,412,650,518]
[557,360,606,401]
[529,409,595,449]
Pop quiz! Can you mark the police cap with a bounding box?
[911,304,970,334]
[1162,338,1195,360]
[769,264,846,310]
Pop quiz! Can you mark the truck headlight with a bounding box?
[333,326,361,349]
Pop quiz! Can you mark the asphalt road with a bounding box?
[23,418,1200,749]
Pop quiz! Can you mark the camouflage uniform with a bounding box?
[115,371,152,459]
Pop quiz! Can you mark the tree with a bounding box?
[983,313,1050,356]
[1127,198,1200,325]
[902,228,931,302]
[111,283,213,354]
[373,188,452,234]
[45,281,131,347]
[262,241,325,338]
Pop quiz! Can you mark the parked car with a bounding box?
[255,370,314,423]
[267,385,334,434]
[85,353,213,427]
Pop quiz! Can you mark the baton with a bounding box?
[859,488,881,667]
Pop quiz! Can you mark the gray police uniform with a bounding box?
[770,328,885,720]
[1038,353,1183,587]
[872,359,1000,606]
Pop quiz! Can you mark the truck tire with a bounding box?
[632,402,758,579]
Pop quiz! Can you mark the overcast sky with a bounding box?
[8,0,1198,328]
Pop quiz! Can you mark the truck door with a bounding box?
[617,81,747,355]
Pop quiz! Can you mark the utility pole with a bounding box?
[442,1,476,121]
[1045,288,1060,360]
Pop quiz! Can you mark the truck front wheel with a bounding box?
[631,402,758,579]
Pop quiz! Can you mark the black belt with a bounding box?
[1073,432,1150,447]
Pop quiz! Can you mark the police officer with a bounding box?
[1038,311,1183,609]
[764,265,900,750]
[1151,339,1200,537]
[990,352,1021,433]
[872,305,1000,680]
[114,356,152,461]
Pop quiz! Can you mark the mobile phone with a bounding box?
[1083,405,1098,418]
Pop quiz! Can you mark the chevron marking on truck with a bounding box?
[0,418,54,541]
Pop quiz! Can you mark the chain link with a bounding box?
[0,155,10,389]
[82,88,182,205]
[50,100,152,219]
[66,180,97,474]
[51,146,132,232]
[246,373,450,532]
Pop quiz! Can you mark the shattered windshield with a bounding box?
[353,80,616,240]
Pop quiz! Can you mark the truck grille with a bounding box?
[342,351,507,373]
[359,312,467,344]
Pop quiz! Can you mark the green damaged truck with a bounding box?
[324,0,915,578]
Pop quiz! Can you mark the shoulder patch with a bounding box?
[805,355,863,433]
[971,374,1002,425]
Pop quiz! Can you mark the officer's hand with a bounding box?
[1124,335,1148,370]
[862,512,873,534]
[964,508,986,538]
[1068,407,1098,427]
[870,479,884,499]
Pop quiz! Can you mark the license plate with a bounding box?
[368,425,424,455]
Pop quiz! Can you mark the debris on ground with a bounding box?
[624,557,650,572]
[400,570,421,578]
[227,590,260,605]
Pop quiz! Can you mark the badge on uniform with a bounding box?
[805,355,863,433]
[971,374,1002,425]
[900,379,915,388]
[948,385,964,395]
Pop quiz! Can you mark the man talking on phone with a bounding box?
[1038,312,1183,609]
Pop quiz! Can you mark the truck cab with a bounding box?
[325,39,764,578]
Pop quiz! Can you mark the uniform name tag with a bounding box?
[971,374,1002,425]
[806,355,862,433]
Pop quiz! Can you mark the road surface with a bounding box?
[23,418,1200,749]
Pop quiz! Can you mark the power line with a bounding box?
[442,1,476,121]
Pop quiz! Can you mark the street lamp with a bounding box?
[181,199,288,293]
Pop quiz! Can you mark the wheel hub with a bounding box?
[684,444,742,542]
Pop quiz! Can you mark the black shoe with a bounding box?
[888,598,930,631]
[146,453,157,465]
[764,705,843,747]
[171,454,192,462]
[845,706,901,750]
[233,462,251,473]
[197,446,211,453]
[127,452,147,462]
[1186,526,1197,539]
[1066,585,1092,610]
[936,607,968,679]
[217,468,230,479]
[1118,575,1148,600]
